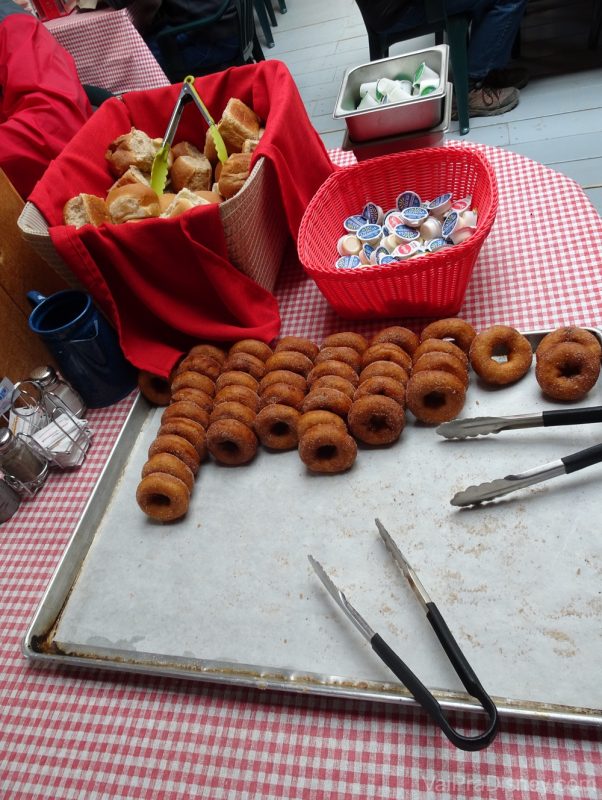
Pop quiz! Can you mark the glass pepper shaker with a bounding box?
[0,428,49,496]
[0,477,20,523]
[29,365,86,418]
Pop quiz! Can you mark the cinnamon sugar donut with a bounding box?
[141,453,194,493]
[348,395,405,445]
[298,423,357,474]
[215,370,259,393]
[148,434,200,474]
[170,388,214,412]
[162,400,210,427]
[307,360,359,387]
[536,327,602,361]
[322,332,368,354]
[174,354,221,381]
[136,472,190,522]
[301,387,352,418]
[228,339,273,362]
[209,400,256,428]
[158,419,207,460]
[187,343,227,365]
[259,382,306,410]
[311,375,356,399]
[412,352,469,388]
[206,418,258,465]
[314,346,361,372]
[359,361,409,386]
[254,404,301,450]
[171,370,216,396]
[264,351,314,377]
[535,342,600,401]
[222,352,266,380]
[258,369,307,394]
[419,318,477,354]
[406,370,466,424]
[469,325,532,386]
[361,343,413,373]
[297,410,347,440]
[274,336,319,361]
[371,326,419,355]
[138,371,171,406]
[412,338,469,368]
[353,376,406,407]
[214,384,260,411]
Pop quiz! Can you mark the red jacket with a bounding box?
[0,13,91,198]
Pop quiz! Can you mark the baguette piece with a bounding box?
[217,152,252,199]
[105,127,161,177]
[217,98,261,154]
[106,183,160,223]
[109,165,151,192]
[160,188,210,218]
[63,193,109,227]
[171,154,212,192]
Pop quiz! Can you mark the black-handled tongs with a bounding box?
[308,520,499,751]
[437,405,602,440]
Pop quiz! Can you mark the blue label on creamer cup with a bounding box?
[394,224,420,241]
[396,191,421,211]
[429,193,453,214]
[344,214,368,232]
[357,224,383,242]
[400,206,428,226]
[428,238,448,252]
[379,256,397,265]
[362,202,382,224]
[336,255,362,269]
[441,211,460,238]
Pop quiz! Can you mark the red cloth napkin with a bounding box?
[30,60,336,377]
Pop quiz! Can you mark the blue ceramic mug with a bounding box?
[27,290,137,408]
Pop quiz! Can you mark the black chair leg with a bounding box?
[445,15,470,135]
[277,0,286,12]
[253,30,266,61]
[263,0,277,27]
[588,0,602,49]
[253,0,275,46]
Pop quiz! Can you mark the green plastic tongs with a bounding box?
[150,75,228,195]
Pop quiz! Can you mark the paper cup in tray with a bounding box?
[297,145,498,319]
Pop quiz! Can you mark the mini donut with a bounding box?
[361,343,413,373]
[314,346,361,372]
[141,453,194,493]
[158,419,207,461]
[353,376,406,407]
[228,339,273,362]
[206,418,258,465]
[535,342,600,401]
[174,354,221,381]
[215,370,259,393]
[419,318,477,354]
[371,326,419,355]
[138,371,172,406]
[136,472,190,522]
[187,343,227,365]
[469,325,532,386]
[162,400,210,427]
[311,375,356,399]
[170,387,214,412]
[348,395,405,445]
[213,384,260,411]
[536,327,602,362]
[307,360,359,387]
[222,352,266,380]
[406,370,466,424]
[259,382,306,410]
[170,370,216,396]
[321,332,368,354]
[274,336,319,361]
[301,387,353,418]
[209,400,256,428]
[254,404,301,450]
[297,410,347,440]
[148,433,200,474]
[412,352,469,388]
[264,351,314,377]
[359,360,409,386]
[412,338,469,368]
[258,369,307,394]
[298,423,357,474]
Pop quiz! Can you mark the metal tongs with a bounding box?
[308,520,499,751]
[437,406,602,506]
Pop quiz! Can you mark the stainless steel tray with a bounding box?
[24,329,602,728]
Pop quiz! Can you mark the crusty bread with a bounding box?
[241,138,259,155]
[160,188,210,218]
[171,141,204,160]
[106,183,160,223]
[203,128,218,165]
[217,98,261,154]
[105,127,161,177]
[158,192,177,214]
[195,190,223,204]
[63,193,109,227]
[170,154,212,192]
[217,152,252,200]
[109,165,151,192]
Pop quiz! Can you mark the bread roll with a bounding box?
[160,188,210,218]
[204,128,218,165]
[171,141,204,160]
[63,193,109,227]
[217,153,252,200]
[241,138,259,155]
[171,154,212,192]
[106,183,160,223]
[158,192,177,214]
[195,190,223,204]
[217,98,261,154]
[105,127,161,177]
[109,165,151,192]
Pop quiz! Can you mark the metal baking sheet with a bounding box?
[24,330,602,727]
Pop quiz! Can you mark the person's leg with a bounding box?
[462,0,528,81]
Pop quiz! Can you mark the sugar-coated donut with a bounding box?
[297,410,347,440]
[171,370,216,396]
[187,343,227,365]
[348,395,405,445]
[222,352,266,380]
[215,370,259,393]
[259,381,306,410]
[307,360,359,387]
[419,318,477,354]
[321,332,368,354]
[136,472,190,522]
[254,404,301,450]
[174,354,221,380]
[412,352,469,388]
[162,400,211,427]
[311,375,356,399]
[412,338,469,368]
[214,384,260,411]
[301,387,352,418]
[274,336,319,361]
[353,376,406,407]
[469,325,532,386]
[258,369,307,394]
[371,326,419,355]
[148,434,200,474]
[361,343,412,373]
[359,360,409,386]
[228,339,273,362]
[298,423,357,474]
[158,419,207,461]
[206,418,258,465]
[209,400,256,428]
[264,351,314,377]
[314,346,361,372]
[141,453,194,492]
[170,388,214,412]
[406,370,466,424]
[138,371,171,406]
[535,342,600,401]
[536,327,602,361]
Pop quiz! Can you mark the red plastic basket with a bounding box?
[297,145,498,319]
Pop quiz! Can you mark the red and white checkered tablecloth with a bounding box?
[44,8,170,96]
[1,143,601,799]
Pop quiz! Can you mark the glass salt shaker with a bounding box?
[0,428,49,496]
[0,477,20,523]
[29,365,86,418]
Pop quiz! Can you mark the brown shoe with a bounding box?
[452,85,520,119]
[485,67,529,90]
